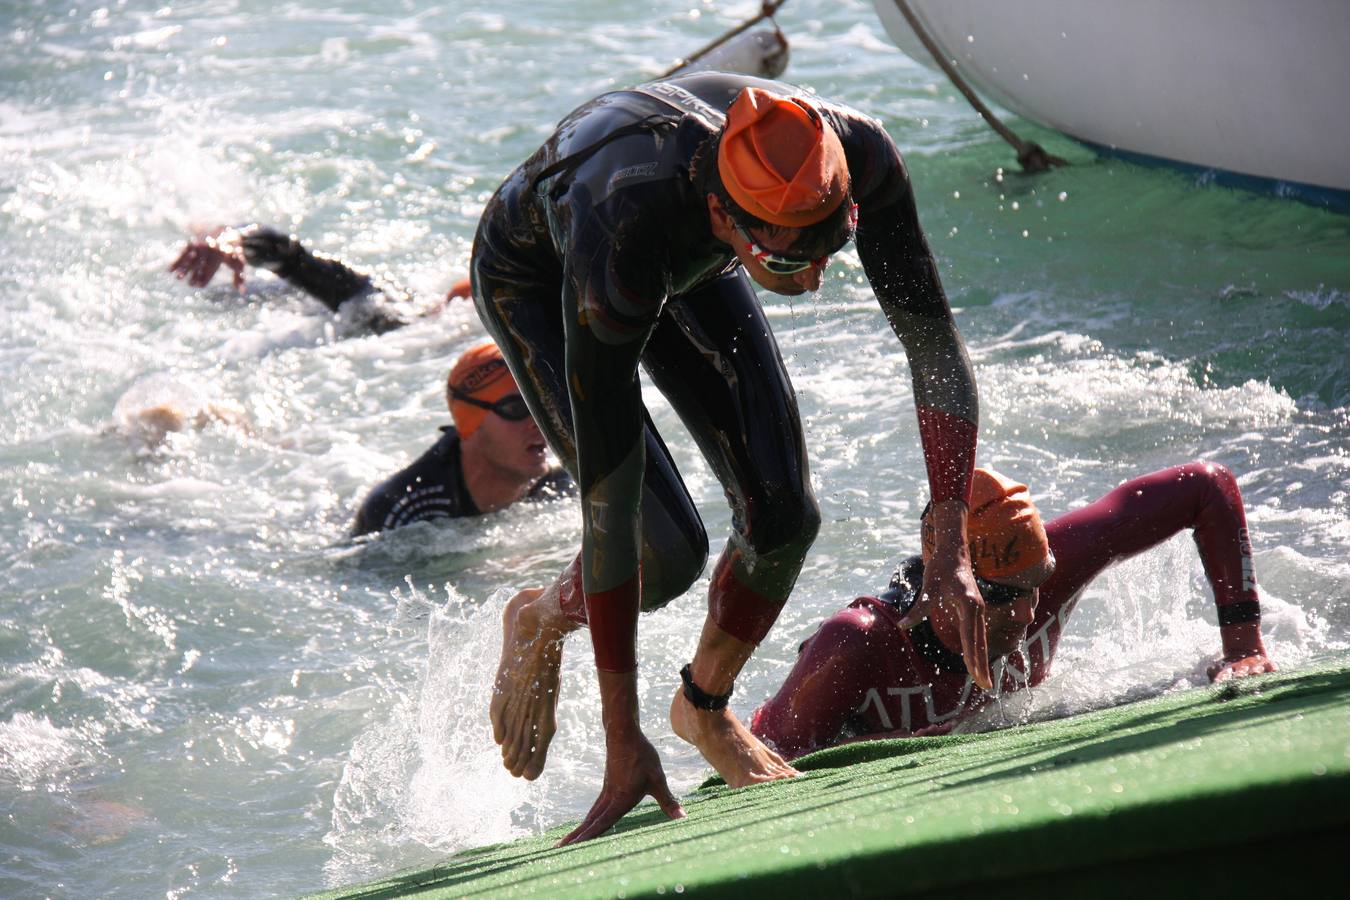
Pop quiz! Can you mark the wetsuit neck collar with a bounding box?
[879,555,967,673]
[909,619,967,673]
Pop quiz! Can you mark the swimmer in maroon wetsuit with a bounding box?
[351,341,574,537]
[169,224,471,334]
[751,463,1277,760]
[471,72,984,843]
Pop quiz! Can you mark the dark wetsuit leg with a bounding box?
[472,274,709,611]
[643,269,821,642]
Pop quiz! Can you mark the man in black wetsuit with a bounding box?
[351,341,574,536]
[473,73,984,843]
[169,223,471,334]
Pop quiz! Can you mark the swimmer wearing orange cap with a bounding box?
[752,463,1276,758]
[470,72,981,843]
[351,340,573,536]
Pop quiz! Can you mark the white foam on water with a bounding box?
[0,713,100,793]
[1285,287,1348,311]
[323,586,539,883]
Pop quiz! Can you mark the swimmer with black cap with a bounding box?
[751,463,1276,758]
[351,340,573,536]
[471,71,982,843]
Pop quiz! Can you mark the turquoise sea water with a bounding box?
[2,1,1347,896]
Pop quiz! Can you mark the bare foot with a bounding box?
[669,686,799,788]
[490,588,567,780]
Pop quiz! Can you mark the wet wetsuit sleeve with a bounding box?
[241,225,408,333]
[845,119,978,505]
[556,193,670,673]
[240,226,371,311]
[1040,462,1265,657]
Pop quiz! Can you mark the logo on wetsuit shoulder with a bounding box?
[606,162,659,193]
[456,358,509,396]
[1238,527,1257,591]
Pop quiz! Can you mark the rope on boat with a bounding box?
[892,0,1066,173]
[661,1,789,79]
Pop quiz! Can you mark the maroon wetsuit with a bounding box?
[751,463,1264,759]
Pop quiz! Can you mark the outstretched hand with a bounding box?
[557,730,685,846]
[1208,651,1277,683]
[169,227,247,291]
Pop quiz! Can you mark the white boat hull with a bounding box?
[873,0,1350,198]
[679,26,789,80]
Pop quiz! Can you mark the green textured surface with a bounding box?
[313,662,1350,898]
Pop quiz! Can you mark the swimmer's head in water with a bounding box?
[447,341,520,439]
[921,467,1051,581]
[892,469,1053,663]
[718,87,849,229]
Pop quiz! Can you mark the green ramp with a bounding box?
[314,659,1350,898]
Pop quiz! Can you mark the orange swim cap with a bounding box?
[445,276,472,302]
[921,468,1050,580]
[447,341,517,439]
[718,87,849,228]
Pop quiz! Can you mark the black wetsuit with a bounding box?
[240,225,419,334]
[351,426,575,536]
[470,72,978,669]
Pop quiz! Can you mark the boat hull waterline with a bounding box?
[873,0,1350,208]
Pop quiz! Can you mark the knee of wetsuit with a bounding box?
[743,488,821,565]
[639,528,710,613]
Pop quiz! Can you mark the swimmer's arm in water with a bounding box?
[170,225,411,332]
[194,402,253,436]
[170,224,369,304]
[235,225,377,313]
[1045,464,1276,685]
[169,226,246,290]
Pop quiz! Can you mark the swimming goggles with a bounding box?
[888,553,1029,607]
[731,203,858,275]
[974,576,1028,607]
[450,389,531,422]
